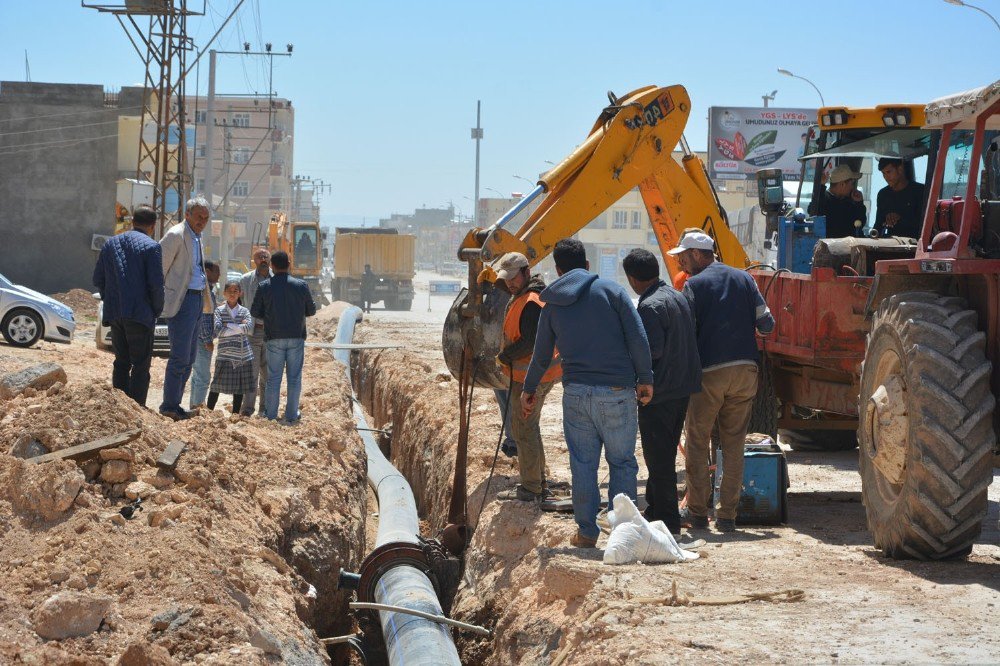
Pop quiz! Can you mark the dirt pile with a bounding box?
[0,307,367,664]
[51,289,100,321]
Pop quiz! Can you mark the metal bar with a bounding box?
[333,308,461,665]
[349,602,490,636]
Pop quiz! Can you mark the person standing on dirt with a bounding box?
[207,280,255,414]
[669,232,775,533]
[159,197,213,421]
[493,252,563,503]
[622,248,701,536]
[874,157,926,238]
[808,164,867,238]
[360,264,378,314]
[521,239,654,548]
[92,205,164,407]
[239,248,272,416]
[251,251,316,424]
[188,261,220,411]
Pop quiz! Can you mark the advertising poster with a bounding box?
[707,107,816,181]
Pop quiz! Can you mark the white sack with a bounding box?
[602,493,699,565]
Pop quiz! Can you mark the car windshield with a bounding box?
[804,128,935,161]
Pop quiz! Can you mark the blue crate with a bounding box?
[736,451,788,525]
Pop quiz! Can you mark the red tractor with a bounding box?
[751,80,1000,559]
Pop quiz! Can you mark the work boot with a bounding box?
[570,531,598,548]
[497,484,541,502]
[679,508,709,530]
[715,518,736,533]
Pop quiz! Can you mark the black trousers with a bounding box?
[638,395,689,534]
[110,320,154,407]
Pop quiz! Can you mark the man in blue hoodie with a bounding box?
[521,239,654,548]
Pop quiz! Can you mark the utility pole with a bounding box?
[220,129,233,277]
[471,100,483,226]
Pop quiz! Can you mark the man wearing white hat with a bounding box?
[668,232,774,533]
[807,164,868,238]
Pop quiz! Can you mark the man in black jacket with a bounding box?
[808,164,867,238]
[623,248,701,535]
[250,251,316,424]
[93,205,164,407]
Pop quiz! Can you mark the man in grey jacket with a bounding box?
[158,197,211,420]
[239,247,272,416]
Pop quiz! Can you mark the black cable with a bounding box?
[475,371,514,527]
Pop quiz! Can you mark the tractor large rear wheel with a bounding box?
[859,292,994,560]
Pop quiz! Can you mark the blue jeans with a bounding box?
[265,338,305,421]
[494,388,514,443]
[562,383,639,540]
[188,341,213,408]
[160,291,202,413]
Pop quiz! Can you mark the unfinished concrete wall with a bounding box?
[0,82,127,295]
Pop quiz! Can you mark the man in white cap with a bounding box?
[669,232,774,533]
[807,164,867,238]
[493,251,562,502]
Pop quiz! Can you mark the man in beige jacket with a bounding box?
[158,197,212,420]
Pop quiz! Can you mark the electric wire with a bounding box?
[0,106,142,125]
[0,119,121,137]
[0,133,118,156]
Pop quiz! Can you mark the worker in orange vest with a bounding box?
[494,252,563,502]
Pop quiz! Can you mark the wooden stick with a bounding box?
[25,429,141,465]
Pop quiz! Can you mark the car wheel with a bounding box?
[2,308,44,347]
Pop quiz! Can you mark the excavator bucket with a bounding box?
[441,282,510,390]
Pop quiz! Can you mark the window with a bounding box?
[612,210,627,229]
[196,144,206,158]
[231,112,250,128]
[293,227,318,268]
[234,214,249,226]
[631,211,641,229]
[232,147,250,164]
[195,110,207,124]
[232,181,249,197]
[196,178,205,193]
[269,181,284,197]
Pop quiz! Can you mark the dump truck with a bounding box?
[331,227,416,310]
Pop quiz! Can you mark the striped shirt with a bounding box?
[212,304,253,364]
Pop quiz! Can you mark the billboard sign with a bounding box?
[707,107,815,181]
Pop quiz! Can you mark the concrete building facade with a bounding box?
[0,81,145,294]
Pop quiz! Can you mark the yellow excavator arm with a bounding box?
[468,84,747,281]
[443,84,748,390]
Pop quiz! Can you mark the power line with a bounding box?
[0,119,121,137]
[0,105,142,125]
[0,133,117,156]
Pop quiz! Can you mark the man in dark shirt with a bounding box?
[670,232,775,533]
[808,164,867,238]
[875,158,926,238]
[92,205,164,407]
[250,251,316,424]
[623,249,701,535]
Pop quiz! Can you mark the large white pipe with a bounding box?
[334,308,461,665]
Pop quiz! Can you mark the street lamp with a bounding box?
[943,0,1000,32]
[777,68,826,106]
[762,89,777,108]
[484,187,504,197]
[512,174,536,187]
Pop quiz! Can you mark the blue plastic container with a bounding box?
[736,451,788,525]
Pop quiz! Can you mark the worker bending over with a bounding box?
[493,252,562,502]
[521,239,653,548]
[670,232,774,533]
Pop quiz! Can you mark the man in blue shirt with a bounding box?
[669,232,775,533]
[521,239,653,548]
[93,205,164,407]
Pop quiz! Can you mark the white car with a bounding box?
[0,272,75,347]
[94,296,170,355]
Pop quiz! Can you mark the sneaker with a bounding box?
[159,408,192,421]
[716,518,736,533]
[497,484,541,502]
[570,531,598,548]
[500,438,517,458]
[679,508,709,530]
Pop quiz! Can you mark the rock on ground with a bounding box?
[9,458,84,520]
[32,591,112,639]
[0,363,67,400]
